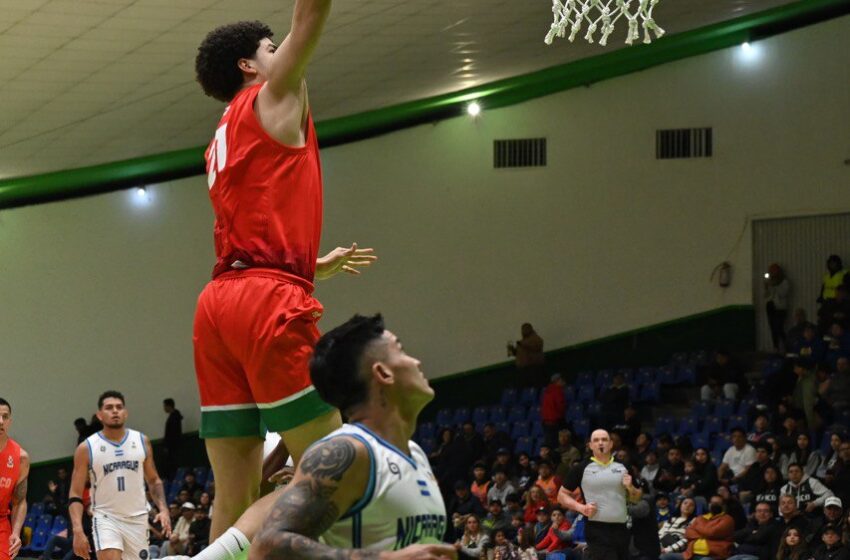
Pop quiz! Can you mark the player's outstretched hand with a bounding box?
[386,544,458,560]
[315,243,377,280]
[156,508,173,538]
[72,529,91,560]
[9,533,22,559]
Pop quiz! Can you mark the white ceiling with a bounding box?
[0,0,796,179]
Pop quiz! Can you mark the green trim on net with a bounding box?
[0,0,848,209]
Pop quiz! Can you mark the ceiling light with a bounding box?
[467,102,481,117]
[136,186,147,198]
[742,41,751,51]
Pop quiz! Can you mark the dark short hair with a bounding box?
[195,21,274,102]
[731,427,747,436]
[787,462,803,472]
[74,417,87,426]
[0,398,10,413]
[163,398,175,407]
[310,314,385,415]
[98,390,125,409]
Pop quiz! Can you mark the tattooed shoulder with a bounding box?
[300,437,358,481]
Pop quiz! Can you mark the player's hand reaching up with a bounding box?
[315,243,377,280]
[385,544,458,560]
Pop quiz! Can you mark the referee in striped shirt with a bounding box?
[558,429,642,560]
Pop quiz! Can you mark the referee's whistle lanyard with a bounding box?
[591,455,614,466]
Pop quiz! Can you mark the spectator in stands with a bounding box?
[719,429,757,484]
[777,494,810,540]
[791,361,821,432]
[826,440,850,506]
[825,323,850,365]
[701,350,746,402]
[788,309,816,350]
[740,444,775,504]
[482,499,513,534]
[181,471,203,502]
[727,501,779,560]
[176,489,192,507]
[541,374,566,446]
[612,405,641,448]
[515,527,539,560]
[537,443,560,468]
[765,263,791,352]
[532,507,552,546]
[459,421,485,473]
[791,327,826,368]
[449,480,488,536]
[487,467,517,506]
[748,414,773,446]
[508,323,546,387]
[504,493,522,517]
[482,423,513,467]
[718,486,748,530]
[600,371,630,429]
[471,462,491,506]
[535,460,561,506]
[819,285,850,333]
[657,447,686,494]
[776,416,802,456]
[781,463,834,516]
[819,433,845,482]
[629,487,662,560]
[167,502,181,527]
[515,452,537,492]
[682,495,735,560]
[657,493,673,526]
[754,465,784,514]
[692,448,719,503]
[74,417,89,444]
[534,506,572,554]
[775,527,810,560]
[46,468,70,515]
[634,432,653,467]
[554,429,581,480]
[430,428,455,481]
[39,528,73,560]
[162,398,183,478]
[824,357,850,417]
[780,433,823,478]
[811,524,848,560]
[811,498,846,543]
[455,514,489,560]
[659,497,697,560]
[641,450,661,494]
[166,502,196,555]
[491,528,519,560]
[491,448,518,481]
[523,485,549,524]
[819,255,849,305]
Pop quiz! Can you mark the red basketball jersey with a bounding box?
[205,83,323,282]
[0,438,22,518]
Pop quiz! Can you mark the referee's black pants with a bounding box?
[584,521,630,560]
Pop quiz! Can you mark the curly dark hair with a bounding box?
[195,21,273,102]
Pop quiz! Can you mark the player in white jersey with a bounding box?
[70,391,172,560]
[162,314,455,560]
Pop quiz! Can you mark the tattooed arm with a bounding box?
[9,448,29,559]
[142,435,172,537]
[249,437,456,560]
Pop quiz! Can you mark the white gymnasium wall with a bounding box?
[2,16,848,461]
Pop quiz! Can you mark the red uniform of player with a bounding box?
[0,399,28,560]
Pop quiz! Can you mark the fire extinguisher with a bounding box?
[711,262,732,288]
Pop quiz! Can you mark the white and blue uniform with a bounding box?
[86,429,150,560]
[319,423,447,551]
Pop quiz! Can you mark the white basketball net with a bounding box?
[544,0,666,47]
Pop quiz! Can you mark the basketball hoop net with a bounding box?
[544,0,666,47]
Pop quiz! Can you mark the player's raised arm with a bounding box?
[142,435,172,537]
[8,449,29,560]
[265,0,332,97]
[69,442,91,560]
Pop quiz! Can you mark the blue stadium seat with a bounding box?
[638,381,660,403]
[691,433,710,450]
[547,552,567,560]
[205,471,214,492]
[692,401,711,419]
[473,406,490,424]
[174,467,187,481]
[670,352,689,367]
[495,421,511,436]
[500,388,518,407]
[453,407,471,424]
[29,528,51,553]
[508,405,527,423]
[820,432,833,456]
[527,405,542,423]
[628,384,639,402]
[24,512,37,531]
[489,406,508,423]
[532,437,544,458]
[418,422,436,441]
[703,416,723,435]
[519,387,539,406]
[658,366,677,385]
[655,416,675,435]
[727,415,747,431]
[565,403,584,423]
[690,350,711,366]
[511,421,530,439]
[618,368,635,384]
[595,369,614,389]
[738,398,757,416]
[474,422,487,434]
[763,357,784,377]
[419,438,436,455]
[564,385,576,402]
[677,417,699,436]
[435,408,453,427]
[574,418,591,439]
[710,450,724,466]
[514,437,532,456]
[586,402,603,420]
[714,400,735,418]
[576,371,594,387]
[193,467,209,486]
[677,365,697,385]
[50,516,68,535]
[530,422,544,439]
[714,434,732,454]
[29,502,45,517]
[637,367,657,385]
[578,385,595,403]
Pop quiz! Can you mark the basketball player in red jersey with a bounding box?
[193,0,376,538]
[0,398,29,560]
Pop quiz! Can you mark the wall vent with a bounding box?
[656,128,712,159]
[493,138,547,168]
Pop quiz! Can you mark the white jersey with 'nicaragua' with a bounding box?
[86,429,149,518]
[320,423,447,551]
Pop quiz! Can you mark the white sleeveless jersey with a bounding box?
[86,429,149,518]
[320,423,447,551]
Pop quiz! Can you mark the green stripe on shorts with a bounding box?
[200,407,263,439]
[259,388,336,432]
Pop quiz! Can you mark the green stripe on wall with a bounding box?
[0,0,848,209]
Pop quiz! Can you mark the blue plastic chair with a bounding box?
[703,416,724,435]
[193,466,209,486]
[715,400,735,418]
[655,416,675,435]
[595,369,614,389]
[174,467,187,481]
[574,418,591,439]
[514,436,532,456]
[418,422,436,440]
[472,406,490,424]
[639,381,660,402]
[500,388,518,407]
[638,367,657,385]
[576,371,594,386]
[519,387,539,406]
[564,385,576,402]
[578,385,595,403]
[670,352,689,367]
[658,366,677,385]
[820,431,833,456]
[453,407,471,424]
[527,405,542,423]
[691,432,710,450]
[511,421,530,439]
[435,408,453,427]
[489,406,508,423]
[495,421,511,435]
[530,422,544,439]
[678,417,699,436]
[508,405,527,423]
[50,516,68,535]
[618,368,635,384]
[587,402,603,420]
[29,502,45,517]
[692,401,711,419]
[678,365,697,385]
[566,403,585,423]
[727,415,747,431]
[29,529,50,553]
[419,438,436,455]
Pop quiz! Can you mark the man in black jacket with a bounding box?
[627,484,661,560]
[163,398,183,477]
[728,501,780,560]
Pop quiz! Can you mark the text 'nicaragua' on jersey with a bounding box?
[319,423,447,551]
[86,430,148,518]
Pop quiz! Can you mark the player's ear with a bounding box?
[372,361,394,386]
[238,58,257,76]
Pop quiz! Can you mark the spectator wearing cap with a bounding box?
[765,263,791,352]
[812,498,846,543]
[532,507,552,546]
[482,498,513,535]
[487,467,517,506]
[535,460,562,506]
[811,523,848,560]
[448,481,487,539]
[541,373,566,447]
[728,501,780,560]
[470,462,491,507]
[781,463,834,516]
[166,502,196,555]
[491,447,518,480]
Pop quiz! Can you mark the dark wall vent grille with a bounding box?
[493,138,547,168]
[656,128,713,159]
